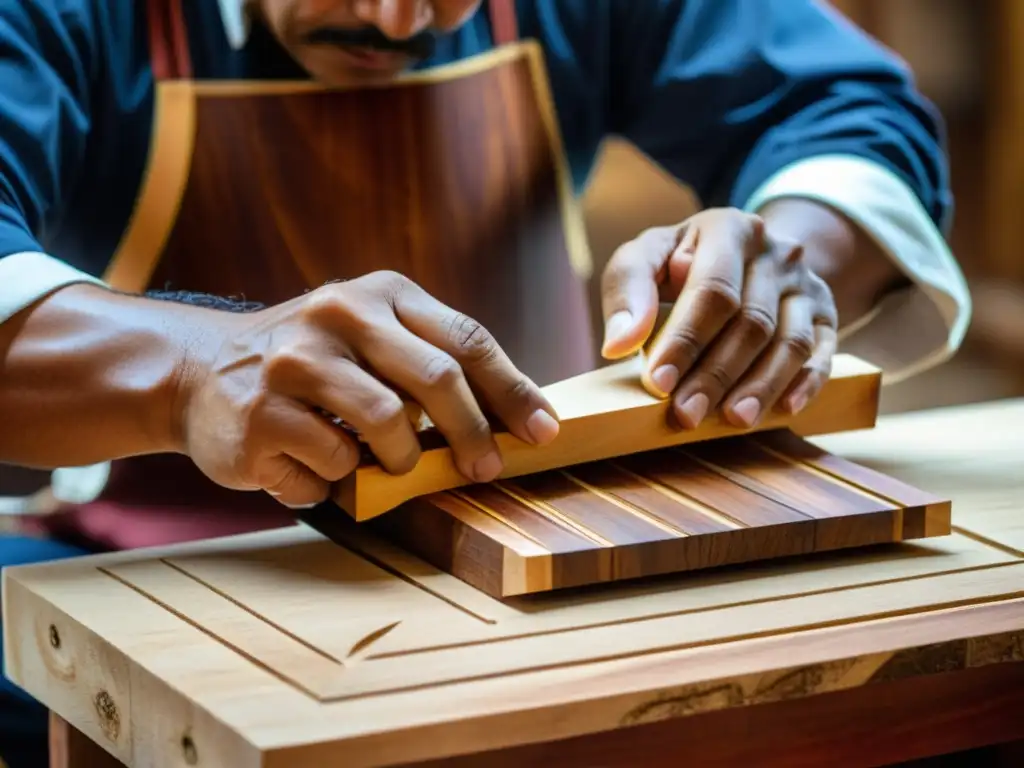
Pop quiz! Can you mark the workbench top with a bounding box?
[4,398,1023,767]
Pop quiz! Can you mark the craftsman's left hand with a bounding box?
[600,207,839,430]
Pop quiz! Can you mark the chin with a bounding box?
[296,47,411,86]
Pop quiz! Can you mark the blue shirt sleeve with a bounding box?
[605,0,952,233]
[0,0,96,259]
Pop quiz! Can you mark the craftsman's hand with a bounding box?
[178,271,560,508]
[600,208,839,430]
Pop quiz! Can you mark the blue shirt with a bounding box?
[0,0,970,383]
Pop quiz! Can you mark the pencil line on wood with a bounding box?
[605,461,747,531]
[557,469,689,538]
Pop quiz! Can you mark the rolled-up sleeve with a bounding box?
[604,0,970,383]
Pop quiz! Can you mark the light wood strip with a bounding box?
[682,440,891,519]
[494,480,614,547]
[572,461,739,535]
[614,451,807,528]
[456,485,602,553]
[504,470,683,545]
[610,461,749,530]
[559,468,688,537]
[757,430,947,509]
[426,492,550,557]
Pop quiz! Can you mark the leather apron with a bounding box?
[32,0,597,550]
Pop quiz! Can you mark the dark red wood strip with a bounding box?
[567,461,736,535]
[754,430,948,507]
[613,450,812,528]
[505,471,680,546]
[683,437,895,519]
[457,484,603,554]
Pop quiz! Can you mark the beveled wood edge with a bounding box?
[333,361,882,520]
[5,556,1024,767]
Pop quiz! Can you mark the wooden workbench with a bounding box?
[4,398,1024,767]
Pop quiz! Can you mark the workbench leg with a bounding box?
[48,713,124,768]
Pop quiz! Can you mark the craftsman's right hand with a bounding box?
[177,271,560,508]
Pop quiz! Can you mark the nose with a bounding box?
[353,0,433,40]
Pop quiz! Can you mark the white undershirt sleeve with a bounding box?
[742,154,971,385]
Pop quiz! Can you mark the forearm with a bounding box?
[0,283,209,467]
[757,197,908,329]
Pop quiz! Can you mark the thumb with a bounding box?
[600,239,666,360]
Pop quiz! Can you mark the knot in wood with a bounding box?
[182,734,199,765]
[93,690,121,740]
[48,624,60,649]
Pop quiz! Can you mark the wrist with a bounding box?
[0,282,228,465]
[756,198,907,328]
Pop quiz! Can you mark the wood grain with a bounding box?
[404,663,1024,768]
[354,429,952,597]
[5,400,1023,767]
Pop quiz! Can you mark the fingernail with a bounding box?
[525,409,559,445]
[732,396,761,428]
[602,311,633,353]
[650,365,680,396]
[472,451,503,483]
[676,392,709,429]
[283,501,319,510]
[787,390,809,414]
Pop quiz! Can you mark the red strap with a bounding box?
[488,0,519,45]
[146,0,193,80]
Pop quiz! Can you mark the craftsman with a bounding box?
[0,0,968,765]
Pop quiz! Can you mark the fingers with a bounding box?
[241,400,361,509]
[260,455,332,510]
[392,281,561,451]
[600,227,678,359]
[355,318,503,483]
[781,322,838,415]
[665,249,783,428]
[719,294,817,428]
[276,355,424,476]
[643,214,765,399]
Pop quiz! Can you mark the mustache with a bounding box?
[302,26,437,60]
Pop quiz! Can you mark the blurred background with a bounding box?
[580,0,1021,416]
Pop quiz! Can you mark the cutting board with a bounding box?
[352,429,951,597]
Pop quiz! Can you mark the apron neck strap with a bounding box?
[146,0,193,80]
[487,0,519,46]
[146,0,518,81]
